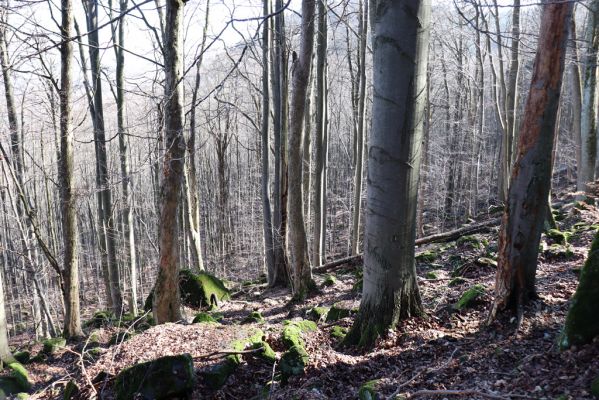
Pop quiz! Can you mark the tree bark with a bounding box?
[59,0,83,338]
[345,0,430,347]
[489,0,572,320]
[288,0,317,298]
[154,0,185,324]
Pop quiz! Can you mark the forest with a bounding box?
[0,0,598,398]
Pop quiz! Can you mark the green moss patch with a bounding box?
[114,354,195,400]
[546,229,571,245]
[330,326,348,340]
[279,345,309,380]
[42,337,66,355]
[591,376,599,397]
[325,303,355,322]
[13,351,30,365]
[454,284,485,310]
[8,363,30,391]
[63,380,78,400]
[415,250,438,263]
[457,235,483,249]
[0,376,26,398]
[192,312,219,324]
[425,271,439,280]
[544,244,574,259]
[307,306,329,322]
[475,257,497,267]
[323,274,337,286]
[358,379,382,400]
[84,310,113,328]
[448,277,466,287]
[242,311,265,324]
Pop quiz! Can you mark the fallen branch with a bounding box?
[315,218,502,273]
[193,346,265,360]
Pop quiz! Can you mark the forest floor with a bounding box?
[11,196,599,400]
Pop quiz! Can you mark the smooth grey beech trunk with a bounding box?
[345,0,430,347]
[154,0,185,324]
[288,0,316,297]
[59,0,83,338]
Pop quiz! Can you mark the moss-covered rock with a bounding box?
[307,306,329,322]
[114,354,195,400]
[84,310,113,328]
[63,380,78,400]
[242,311,265,324]
[250,341,276,364]
[454,284,485,310]
[546,229,571,245]
[8,363,30,391]
[591,376,599,397]
[323,274,337,286]
[358,379,382,400]
[325,303,354,322]
[145,270,231,312]
[13,351,30,365]
[330,326,348,340]
[415,250,438,263]
[283,319,317,333]
[457,235,482,249]
[279,345,309,380]
[192,312,219,324]
[16,393,29,399]
[544,244,574,259]
[42,337,66,355]
[202,358,238,389]
[560,231,599,348]
[180,269,230,309]
[0,376,25,398]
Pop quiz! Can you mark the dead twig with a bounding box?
[406,389,508,399]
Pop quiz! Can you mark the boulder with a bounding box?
[454,284,485,310]
[114,354,195,400]
[42,337,66,355]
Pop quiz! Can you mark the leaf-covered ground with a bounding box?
[11,198,599,399]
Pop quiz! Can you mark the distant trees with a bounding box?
[345,0,430,347]
[489,0,572,321]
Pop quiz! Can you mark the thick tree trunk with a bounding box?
[59,0,83,338]
[560,229,599,347]
[345,0,430,347]
[489,0,572,320]
[154,0,185,324]
[578,0,599,200]
[288,0,317,298]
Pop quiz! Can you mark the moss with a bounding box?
[202,358,238,389]
[546,229,571,245]
[591,376,599,397]
[242,311,265,324]
[457,235,482,249]
[415,250,438,263]
[425,271,439,279]
[192,312,219,324]
[84,310,113,328]
[279,345,309,380]
[325,303,353,322]
[283,319,317,333]
[323,274,337,286]
[180,269,231,309]
[454,284,485,310]
[13,351,30,364]
[282,325,305,349]
[544,244,574,259]
[16,393,30,399]
[42,337,66,355]
[0,376,25,398]
[475,257,498,267]
[109,330,134,346]
[448,277,466,287]
[114,354,195,400]
[358,379,381,400]
[307,306,329,322]
[250,341,276,364]
[330,326,348,340]
[560,231,599,348]
[63,380,78,400]
[8,362,30,391]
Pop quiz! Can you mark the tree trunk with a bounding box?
[288,0,317,298]
[489,0,572,320]
[59,0,83,338]
[345,0,430,347]
[578,0,599,200]
[350,0,368,255]
[505,0,521,169]
[312,0,327,267]
[560,229,599,347]
[569,16,583,196]
[154,0,185,324]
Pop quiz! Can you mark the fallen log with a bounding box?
[314,217,502,274]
